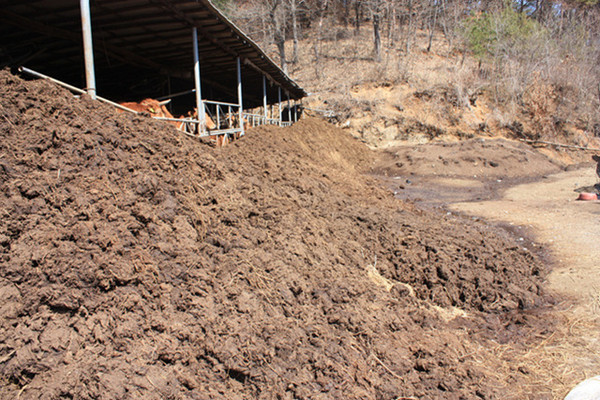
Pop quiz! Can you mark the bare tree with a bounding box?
[364,0,385,61]
[426,0,440,52]
[313,0,330,79]
[267,0,288,73]
[403,0,416,54]
[355,0,362,34]
[290,0,305,64]
[387,0,398,48]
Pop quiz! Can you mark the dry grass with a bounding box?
[497,308,600,398]
[424,300,600,399]
[249,23,600,151]
[270,28,500,147]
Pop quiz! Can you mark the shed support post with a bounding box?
[287,91,291,123]
[278,86,282,127]
[192,28,205,134]
[293,100,298,123]
[263,75,268,124]
[79,0,96,100]
[237,57,244,136]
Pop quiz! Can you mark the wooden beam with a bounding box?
[104,27,185,42]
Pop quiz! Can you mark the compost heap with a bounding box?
[0,70,548,399]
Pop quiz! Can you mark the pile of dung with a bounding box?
[0,70,548,399]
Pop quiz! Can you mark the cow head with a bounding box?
[139,98,173,118]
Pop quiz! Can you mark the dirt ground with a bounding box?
[372,137,566,207]
[451,169,600,394]
[0,69,586,399]
[374,140,600,397]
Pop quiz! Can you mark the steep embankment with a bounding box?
[1,70,549,399]
[286,28,600,157]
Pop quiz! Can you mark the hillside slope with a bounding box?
[1,70,550,399]
[279,28,600,159]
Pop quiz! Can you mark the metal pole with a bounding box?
[263,75,267,124]
[193,28,205,134]
[293,100,298,123]
[156,88,196,101]
[287,91,291,123]
[278,86,282,127]
[19,66,136,113]
[237,57,244,136]
[79,0,96,100]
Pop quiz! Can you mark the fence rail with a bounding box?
[204,100,241,133]
[242,112,279,128]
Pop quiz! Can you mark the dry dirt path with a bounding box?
[451,168,600,398]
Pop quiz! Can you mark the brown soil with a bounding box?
[373,138,600,398]
[373,138,566,207]
[1,70,555,399]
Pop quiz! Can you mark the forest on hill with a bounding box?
[220,0,600,148]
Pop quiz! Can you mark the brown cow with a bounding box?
[118,98,178,127]
[177,108,216,132]
[225,112,249,133]
[119,98,174,118]
[216,134,230,147]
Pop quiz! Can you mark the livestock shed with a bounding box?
[0,0,307,139]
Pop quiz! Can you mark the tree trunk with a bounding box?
[261,14,269,50]
[343,0,349,28]
[387,4,396,48]
[439,0,453,49]
[405,0,414,54]
[291,0,299,64]
[276,37,288,74]
[314,0,329,79]
[355,0,361,34]
[373,12,382,61]
[270,0,287,74]
[426,0,439,52]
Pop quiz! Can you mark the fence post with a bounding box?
[263,75,268,125]
[293,100,298,123]
[278,86,282,127]
[192,28,205,134]
[237,57,244,136]
[287,91,291,123]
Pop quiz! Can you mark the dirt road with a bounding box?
[451,168,600,397]
[373,139,600,397]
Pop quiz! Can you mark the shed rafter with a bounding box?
[0,0,306,108]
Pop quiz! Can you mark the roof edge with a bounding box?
[195,0,306,100]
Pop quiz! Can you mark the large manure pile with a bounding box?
[0,70,547,399]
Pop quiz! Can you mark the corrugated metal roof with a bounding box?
[0,0,306,109]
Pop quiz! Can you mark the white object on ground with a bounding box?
[565,376,600,400]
